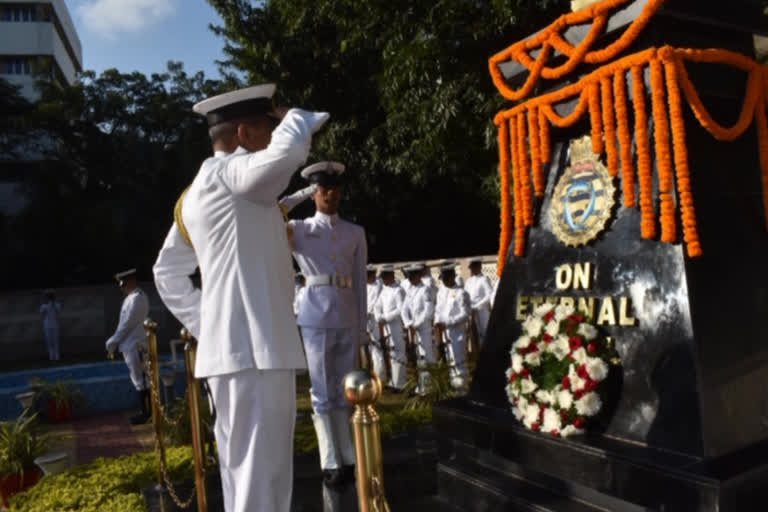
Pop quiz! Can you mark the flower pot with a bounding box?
[0,467,42,507]
[15,391,36,410]
[34,451,69,476]
[46,399,72,423]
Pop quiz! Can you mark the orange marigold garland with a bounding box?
[631,65,657,239]
[589,82,604,155]
[663,55,702,257]
[539,108,552,164]
[649,58,676,243]
[613,70,637,207]
[528,106,544,197]
[756,84,768,233]
[517,113,534,227]
[601,76,619,176]
[497,121,513,274]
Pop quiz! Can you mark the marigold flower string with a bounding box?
[613,70,636,207]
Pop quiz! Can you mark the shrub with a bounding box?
[0,410,48,478]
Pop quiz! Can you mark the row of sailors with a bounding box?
[295,258,496,393]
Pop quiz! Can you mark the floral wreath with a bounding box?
[505,302,616,438]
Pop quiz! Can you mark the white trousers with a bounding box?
[123,347,147,391]
[300,327,358,413]
[370,336,388,385]
[444,325,468,382]
[474,308,491,346]
[207,368,296,512]
[43,327,60,361]
[414,324,436,366]
[385,321,407,389]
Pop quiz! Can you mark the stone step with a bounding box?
[437,456,611,512]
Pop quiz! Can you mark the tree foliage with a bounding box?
[206,0,571,262]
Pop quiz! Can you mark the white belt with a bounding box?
[306,274,353,289]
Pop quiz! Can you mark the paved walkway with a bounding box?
[72,411,150,465]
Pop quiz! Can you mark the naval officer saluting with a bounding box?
[288,161,367,486]
[153,84,329,512]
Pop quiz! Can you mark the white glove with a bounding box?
[279,184,318,213]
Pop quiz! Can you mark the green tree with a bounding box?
[206,0,571,261]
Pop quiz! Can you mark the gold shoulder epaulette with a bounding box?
[174,186,194,249]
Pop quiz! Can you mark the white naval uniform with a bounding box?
[366,281,384,381]
[294,285,307,316]
[374,284,407,389]
[40,301,62,361]
[153,109,325,512]
[465,273,494,347]
[106,288,150,391]
[435,285,471,387]
[402,282,435,391]
[290,210,367,471]
[422,274,438,303]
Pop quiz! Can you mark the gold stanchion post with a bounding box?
[343,370,391,512]
[144,318,164,488]
[181,328,208,512]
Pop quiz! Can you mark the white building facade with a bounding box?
[0,0,82,100]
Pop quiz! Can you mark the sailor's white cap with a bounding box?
[114,268,137,283]
[193,84,276,127]
[300,161,345,184]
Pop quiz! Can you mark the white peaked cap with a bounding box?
[300,161,345,180]
[114,268,137,281]
[193,84,276,126]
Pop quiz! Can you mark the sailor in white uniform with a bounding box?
[366,265,385,381]
[465,258,494,347]
[401,263,435,394]
[434,262,471,390]
[105,268,151,425]
[288,161,367,486]
[374,264,407,391]
[153,84,328,512]
[39,289,62,361]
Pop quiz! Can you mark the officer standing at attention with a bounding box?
[39,289,62,361]
[374,264,407,392]
[105,268,151,425]
[434,262,471,390]
[401,263,436,394]
[288,161,367,486]
[465,258,494,347]
[153,84,329,512]
[366,265,384,380]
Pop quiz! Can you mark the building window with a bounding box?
[1,6,38,22]
[2,57,32,75]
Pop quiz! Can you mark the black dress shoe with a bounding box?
[342,465,355,483]
[323,468,345,487]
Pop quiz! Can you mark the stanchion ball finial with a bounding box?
[143,318,158,331]
[343,370,381,406]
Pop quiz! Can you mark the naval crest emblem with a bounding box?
[550,136,616,247]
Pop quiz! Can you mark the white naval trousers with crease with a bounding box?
[207,368,296,512]
[414,325,436,366]
[300,327,357,413]
[123,347,147,391]
[385,320,407,389]
[474,308,491,346]
[43,328,60,361]
[370,327,388,385]
[444,326,468,380]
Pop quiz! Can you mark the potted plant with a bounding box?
[34,380,84,423]
[0,409,48,507]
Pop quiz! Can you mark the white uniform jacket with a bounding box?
[465,274,494,312]
[106,288,149,354]
[374,284,406,325]
[290,212,367,336]
[401,283,434,330]
[153,109,326,378]
[434,286,471,327]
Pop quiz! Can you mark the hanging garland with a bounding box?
[492,45,768,275]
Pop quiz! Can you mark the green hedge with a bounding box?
[10,408,432,511]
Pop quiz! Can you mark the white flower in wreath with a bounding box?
[514,335,532,350]
[524,402,541,427]
[520,377,538,395]
[551,335,571,361]
[512,405,524,421]
[572,347,589,365]
[524,351,541,367]
[511,385,521,398]
[534,303,555,317]
[545,321,560,338]
[554,304,575,321]
[511,353,524,373]
[560,424,584,438]
[523,316,544,337]
[505,384,516,402]
[505,367,513,381]
[518,397,529,411]
[535,389,556,406]
[557,389,574,410]
[577,323,598,340]
[542,408,562,433]
[568,364,586,391]
[586,357,609,382]
[574,392,602,417]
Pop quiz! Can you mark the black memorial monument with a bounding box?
[432,1,768,510]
